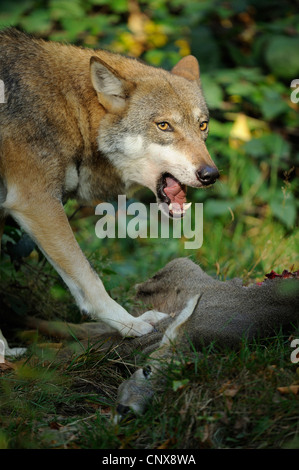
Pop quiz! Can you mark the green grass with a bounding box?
[0,331,298,449]
[0,153,298,449]
[0,142,298,449]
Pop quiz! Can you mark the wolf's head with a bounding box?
[90,53,219,217]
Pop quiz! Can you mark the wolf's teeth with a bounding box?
[183,202,192,210]
[168,203,173,211]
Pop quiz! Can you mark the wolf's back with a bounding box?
[0,28,93,169]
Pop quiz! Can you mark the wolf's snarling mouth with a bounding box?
[157,173,190,218]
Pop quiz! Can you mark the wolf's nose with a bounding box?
[196,166,219,186]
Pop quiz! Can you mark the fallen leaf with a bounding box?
[37,343,63,350]
[223,385,240,398]
[49,421,63,430]
[277,385,299,395]
[220,381,240,397]
[100,406,112,415]
[0,359,16,372]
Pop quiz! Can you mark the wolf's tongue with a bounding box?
[164,177,186,208]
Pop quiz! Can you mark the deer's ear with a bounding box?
[171,55,200,82]
[90,56,135,113]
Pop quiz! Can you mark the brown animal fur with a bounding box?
[115,258,299,416]
[0,28,218,337]
[3,257,297,416]
[2,257,297,415]
[8,257,297,357]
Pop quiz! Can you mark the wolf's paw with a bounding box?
[99,301,168,337]
[119,319,155,337]
[138,310,169,325]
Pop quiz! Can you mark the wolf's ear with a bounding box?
[171,55,200,82]
[90,56,134,113]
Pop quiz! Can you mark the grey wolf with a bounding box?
[0,28,219,340]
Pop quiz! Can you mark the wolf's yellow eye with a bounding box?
[199,121,208,131]
[157,122,172,132]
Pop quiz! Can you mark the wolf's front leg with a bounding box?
[4,190,164,337]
